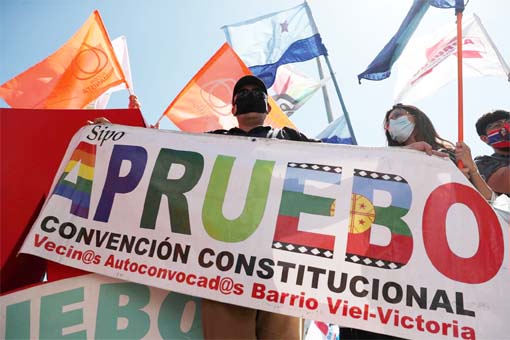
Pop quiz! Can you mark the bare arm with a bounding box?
[455,142,494,201]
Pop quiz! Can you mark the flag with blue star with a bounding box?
[222,3,327,88]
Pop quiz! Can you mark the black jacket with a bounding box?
[208,126,319,142]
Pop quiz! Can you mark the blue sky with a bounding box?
[1,0,508,157]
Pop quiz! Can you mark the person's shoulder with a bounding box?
[279,127,320,142]
[493,153,510,163]
[474,154,499,163]
[207,128,236,135]
[475,153,508,181]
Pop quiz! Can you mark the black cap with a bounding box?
[232,75,267,98]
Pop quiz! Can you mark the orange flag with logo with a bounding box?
[159,43,295,132]
[0,10,127,109]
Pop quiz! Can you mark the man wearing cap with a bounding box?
[208,75,317,142]
[201,75,316,340]
[474,109,510,195]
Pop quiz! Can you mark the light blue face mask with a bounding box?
[388,116,415,143]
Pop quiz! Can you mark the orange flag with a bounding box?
[160,43,296,132]
[0,10,127,109]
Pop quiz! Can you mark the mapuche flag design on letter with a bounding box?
[346,169,413,269]
[0,10,127,109]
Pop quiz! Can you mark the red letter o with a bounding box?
[423,183,503,283]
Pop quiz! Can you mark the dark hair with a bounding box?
[475,110,510,136]
[383,103,454,150]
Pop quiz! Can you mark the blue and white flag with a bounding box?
[357,0,430,82]
[316,115,353,145]
[222,3,327,88]
[358,0,466,83]
[429,0,465,10]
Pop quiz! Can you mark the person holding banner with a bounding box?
[338,104,495,339]
[201,75,318,340]
[384,103,494,201]
[474,109,510,195]
[209,75,318,142]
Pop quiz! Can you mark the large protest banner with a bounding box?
[0,273,202,339]
[20,125,508,339]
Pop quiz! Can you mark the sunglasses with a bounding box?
[236,88,266,96]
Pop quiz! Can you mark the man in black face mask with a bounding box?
[209,75,317,141]
[474,109,510,195]
[203,75,317,340]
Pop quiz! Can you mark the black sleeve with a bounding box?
[475,155,505,181]
[207,129,230,135]
[280,127,321,142]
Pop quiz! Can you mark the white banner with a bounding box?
[20,125,509,339]
[0,273,202,339]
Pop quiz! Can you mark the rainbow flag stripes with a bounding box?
[52,142,96,218]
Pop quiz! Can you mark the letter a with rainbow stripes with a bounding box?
[52,142,96,218]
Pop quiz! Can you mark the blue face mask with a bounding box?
[388,116,415,143]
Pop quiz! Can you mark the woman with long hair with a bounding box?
[384,103,494,201]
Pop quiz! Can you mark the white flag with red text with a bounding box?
[394,13,510,103]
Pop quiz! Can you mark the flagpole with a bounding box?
[304,1,357,145]
[456,11,464,144]
[323,55,357,144]
[315,57,334,123]
[455,0,464,167]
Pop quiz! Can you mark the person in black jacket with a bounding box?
[202,75,317,340]
[474,109,510,195]
[209,74,317,142]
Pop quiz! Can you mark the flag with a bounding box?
[316,115,353,144]
[161,43,296,132]
[357,0,431,82]
[394,14,510,103]
[357,0,467,83]
[270,65,327,116]
[222,3,327,88]
[88,36,134,109]
[0,11,126,109]
[305,321,339,340]
[429,0,465,11]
